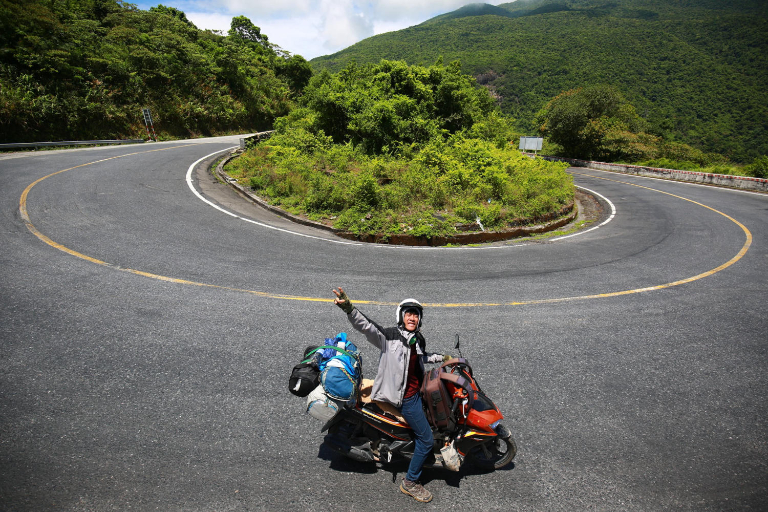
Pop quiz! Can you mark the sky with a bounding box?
[131,1,508,60]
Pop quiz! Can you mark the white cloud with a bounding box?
[183,12,231,33]
[317,0,374,51]
[134,1,507,59]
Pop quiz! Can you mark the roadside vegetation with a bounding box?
[225,60,573,240]
[535,84,767,178]
[0,0,311,142]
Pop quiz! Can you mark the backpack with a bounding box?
[420,360,475,432]
[288,334,362,403]
[318,333,362,404]
[288,346,323,397]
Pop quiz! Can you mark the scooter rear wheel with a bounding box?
[468,436,517,470]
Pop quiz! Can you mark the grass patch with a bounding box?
[226,136,574,239]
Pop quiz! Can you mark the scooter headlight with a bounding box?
[489,419,501,430]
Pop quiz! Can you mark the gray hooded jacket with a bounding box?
[347,308,443,408]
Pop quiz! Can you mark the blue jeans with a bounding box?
[399,393,433,482]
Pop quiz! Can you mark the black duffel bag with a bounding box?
[288,346,321,397]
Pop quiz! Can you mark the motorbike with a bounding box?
[318,337,517,472]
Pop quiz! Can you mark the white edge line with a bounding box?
[185,148,367,247]
[186,149,616,250]
[550,186,617,241]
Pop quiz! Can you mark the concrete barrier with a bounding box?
[239,131,274,149]
[533,155,768,193]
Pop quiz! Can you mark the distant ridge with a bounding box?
[427,2,573,23]
[311,0,768,162]
[430,3,520,21]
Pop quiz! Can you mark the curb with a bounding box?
[215,149,581,246]
[215,151,348,235]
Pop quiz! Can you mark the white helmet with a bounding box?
[396,298,423,328]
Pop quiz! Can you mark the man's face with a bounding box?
[403,310,420,332]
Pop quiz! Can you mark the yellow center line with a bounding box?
[19,154,752,308]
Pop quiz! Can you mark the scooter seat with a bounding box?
[359,379,406,422]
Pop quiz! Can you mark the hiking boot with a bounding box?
[400,479,433,503]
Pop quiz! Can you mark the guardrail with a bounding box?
[0,139,146,150]
[239,131,274,149]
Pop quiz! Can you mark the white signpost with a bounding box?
[518,136,543,155]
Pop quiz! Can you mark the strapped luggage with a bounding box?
[288,334,362,404]
[289,361,320,397]
[306,384,343,422]
[318,333,362,403]
[288,346,323,397]
[420,360,475,431]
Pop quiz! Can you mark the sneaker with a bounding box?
[400,479,433,503]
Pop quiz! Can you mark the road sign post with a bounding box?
[518,136,543,155]
[142,108,157,142]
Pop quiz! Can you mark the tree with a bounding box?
[276,55,313,95]
[297,59,501,154]
[536,85,646,160]
[149,5,196,27]
[228,15,270,50]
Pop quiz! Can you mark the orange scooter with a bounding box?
[321,349,516,471]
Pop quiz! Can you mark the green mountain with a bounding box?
[311,0,768,162]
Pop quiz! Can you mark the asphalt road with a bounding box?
[1,136,766,511]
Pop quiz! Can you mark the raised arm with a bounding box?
[332,287,353,313]
[333,287,386,350]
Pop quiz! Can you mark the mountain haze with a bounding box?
[311,0,768,162]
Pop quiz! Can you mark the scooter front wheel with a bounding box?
[467,435,517,470]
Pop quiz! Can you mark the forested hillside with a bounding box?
[311,0,768,163]
[0,0,311,142]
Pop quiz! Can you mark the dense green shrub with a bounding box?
[535,85,742,169]
[745,156,768,179]
[296,60,497,154]
[536,85,648,161]
[226,60,573,240]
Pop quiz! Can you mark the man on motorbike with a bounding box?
[332,287,449,503]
